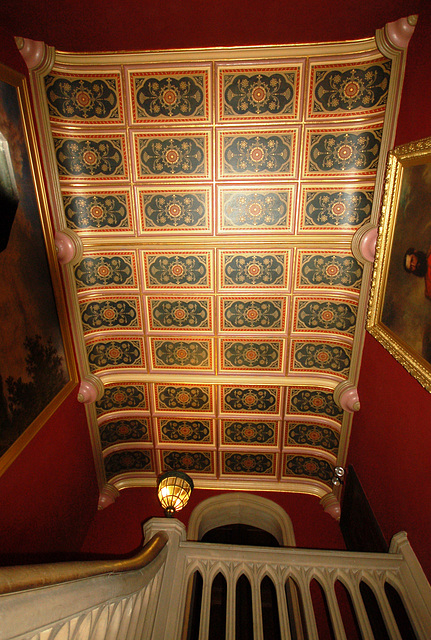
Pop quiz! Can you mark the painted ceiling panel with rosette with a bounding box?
[24,30,406,505]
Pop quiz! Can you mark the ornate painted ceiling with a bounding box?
[20,20,411,510]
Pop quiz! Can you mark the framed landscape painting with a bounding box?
[368,136,431,392]
[0,63,76,475]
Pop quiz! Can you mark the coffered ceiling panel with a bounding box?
[24,27,408,504]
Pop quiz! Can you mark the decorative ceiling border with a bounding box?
[16,15,416,511]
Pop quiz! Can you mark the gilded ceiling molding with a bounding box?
[54,230,83,265]
[16,36,64,234]
[20,21,413,499]
[333,381,360,413]
[187,492,296,546]
[96,371,339,388]
[98,483,120,510]
[368,14,417,227]
[333,15,416,419]
[107,474,331,500]
[320,492,341,521]
[351,223,378,264]
[77,374,104,404]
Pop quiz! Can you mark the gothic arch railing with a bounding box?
[162,523,431,640]
[1,520,431,639]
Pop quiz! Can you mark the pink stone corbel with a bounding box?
[15,37,55,73]
[77,374,104,404]
[334,380,360,413]
[359,226,378,263]
[376,15,418,61]
[98,484,120,510]
[351,223,378,264]
[320,493,341,521]
[386,15,418,50]
[55,230,83,265]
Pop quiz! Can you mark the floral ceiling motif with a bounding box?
[25,29,406,503]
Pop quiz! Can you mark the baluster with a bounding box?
[46,620,73,640]
[116,594,136,640]
[319,574,347,640]
[274,571,292,640]
[226,565,236,640]
[368,576,403,640]
[105,599,127,640]
[137,579,155,640]
[42,623,58,640]
[83,612,98,639]
[127,590,145,640]
[88,604,110,640]
[294,570,319,640]
[71,610,93,640]
[143,571,165,639]
[97,602,118,640]
[198,566,212,640]
[348,577,375,640]
[252,568,264,640]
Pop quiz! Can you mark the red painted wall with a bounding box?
[0,28,100,563]
[0,390,99,564]
[81,487,345,555]
[349,1,431,582]
[350,336,431,579]
[1,0,431,574]
[1,0,425,53]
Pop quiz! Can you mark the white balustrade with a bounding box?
[0,532,167,640]
[158,521,431,640]
[1,520,431,640]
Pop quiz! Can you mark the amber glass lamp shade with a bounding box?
[157,470,194,517]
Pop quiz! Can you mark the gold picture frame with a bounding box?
[368,136,431,392]
[0,62,77,475]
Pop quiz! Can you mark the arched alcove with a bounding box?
[202,523,279,546]
[187,492,295,546]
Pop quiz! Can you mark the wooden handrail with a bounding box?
[0,531,168,595]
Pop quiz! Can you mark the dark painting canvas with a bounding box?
[0,65,73,471]
[382,162,431,363]
[368,137,431,392]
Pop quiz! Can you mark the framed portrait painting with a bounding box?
[368,136,431,392]
[0,62,76,474]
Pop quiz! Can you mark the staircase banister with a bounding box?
[0,531,168,596]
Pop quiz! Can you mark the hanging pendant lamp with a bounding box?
[157,470,194,517]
